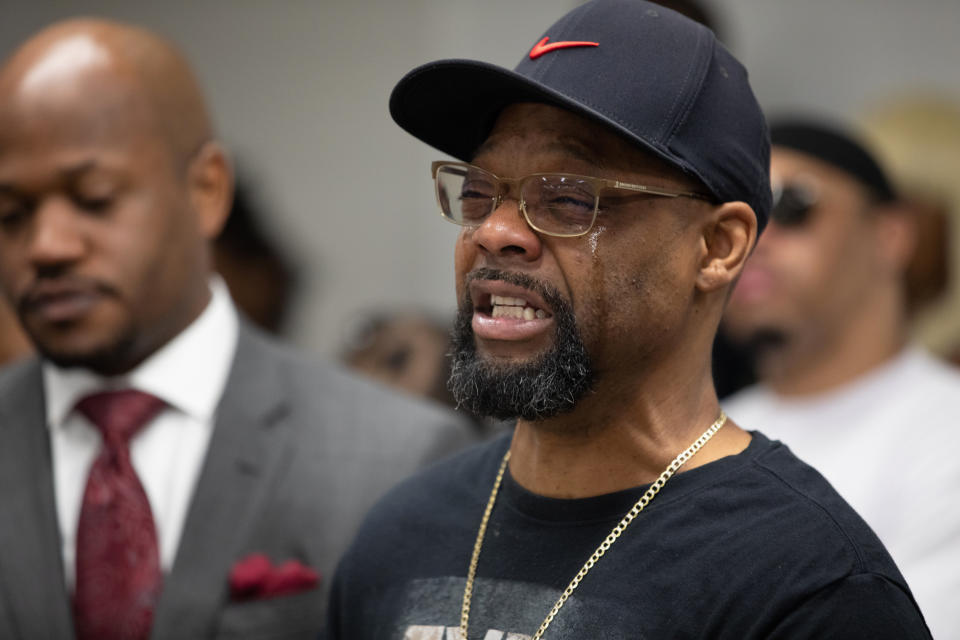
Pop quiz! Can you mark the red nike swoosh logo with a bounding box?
[528,37,599,60]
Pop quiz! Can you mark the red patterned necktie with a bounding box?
[73,389,166,640]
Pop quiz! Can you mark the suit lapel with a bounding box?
[151,324,293,640]
[0,360,74,639]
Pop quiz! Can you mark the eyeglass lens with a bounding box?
[435,165,598,236]
[771,183,818,227]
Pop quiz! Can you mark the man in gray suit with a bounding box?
[0,18,474,640]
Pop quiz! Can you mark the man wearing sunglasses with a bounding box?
[326,2,932,638]
[723,120,960,639]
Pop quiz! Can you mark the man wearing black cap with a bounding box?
[326,2,931,638]
[723,119,960,640]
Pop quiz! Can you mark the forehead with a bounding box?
[0,96,172,193]
[0,60,161,165]
[474,102,690,182]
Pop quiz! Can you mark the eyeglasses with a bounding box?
[431,161,715,238]
[770,179,819,228]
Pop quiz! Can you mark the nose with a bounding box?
[27,199,87,270]
[469,197,543,263]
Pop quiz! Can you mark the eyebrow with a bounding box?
[544,138,607,169]
[0,159,108,195]
[61,160,100,179]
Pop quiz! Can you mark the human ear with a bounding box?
[695,201,757,293]
[873,202,917,275]
[187,141,233,239]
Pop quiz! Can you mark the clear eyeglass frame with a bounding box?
[431,160,715,238]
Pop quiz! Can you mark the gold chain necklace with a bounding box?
[460,410,727,640]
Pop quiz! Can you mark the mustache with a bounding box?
[19,275,117,314]
[463,267,566,310]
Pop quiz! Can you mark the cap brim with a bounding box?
[390,58,679,169]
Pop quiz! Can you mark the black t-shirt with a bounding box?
[326,432,931,639]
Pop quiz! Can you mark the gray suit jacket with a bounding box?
[0,322,477,639]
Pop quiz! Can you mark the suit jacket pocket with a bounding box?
[215,588,324,640]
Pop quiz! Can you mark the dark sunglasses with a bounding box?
[770,181,819,227]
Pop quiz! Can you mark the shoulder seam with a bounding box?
[751,452,867,573]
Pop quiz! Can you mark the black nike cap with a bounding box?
[390,0,772,232]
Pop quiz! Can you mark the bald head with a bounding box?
[0,18,213,167]
[0,18,232,375]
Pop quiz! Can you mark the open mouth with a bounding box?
[467,276,558,345]
[477,293,551,321]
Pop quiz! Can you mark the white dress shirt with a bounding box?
[44,277,239,589]
[723,346,960,640]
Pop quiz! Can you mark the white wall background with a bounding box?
[2,0,958,355]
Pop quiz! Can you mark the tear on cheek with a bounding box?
[588,226,606,254]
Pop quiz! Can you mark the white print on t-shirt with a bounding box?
[404,626,532,640]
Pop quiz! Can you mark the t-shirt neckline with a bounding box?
[496,431,769,524]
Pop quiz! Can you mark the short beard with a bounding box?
[448,268,593,421]
[31,324,142,376]
[742,328,789,359]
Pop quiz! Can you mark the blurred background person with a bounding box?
[722,119,960,639]
[711,96,960,400]
[650,0,724,39]
[341,310,511,437]
[0,18,474,639]
[212,173,300,335]
[340,309,454,407]
[860,94,960,364]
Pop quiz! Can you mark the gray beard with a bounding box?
[448,268,593,421]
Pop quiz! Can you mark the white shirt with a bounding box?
[723,346,960,640]
[44,277,239,589]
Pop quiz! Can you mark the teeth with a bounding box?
[489,293,548,320]
[491,305,535,319]
[496,294,535,307]
[490,303,547,320]
[492,295,525,306]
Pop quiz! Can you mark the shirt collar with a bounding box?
[43,276,239,429]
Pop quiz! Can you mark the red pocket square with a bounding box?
[229,553,319,601]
